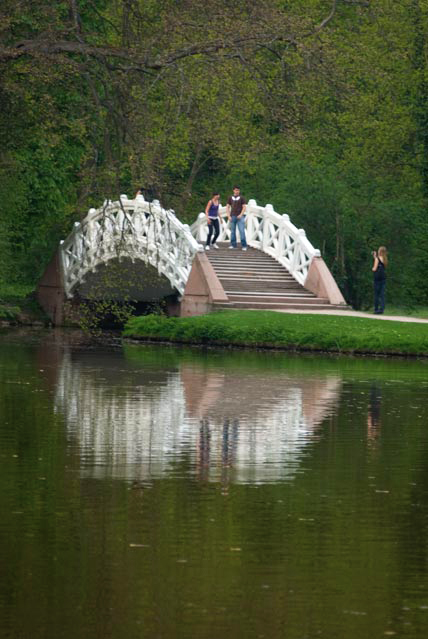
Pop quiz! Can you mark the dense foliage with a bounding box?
[1,1,428,308]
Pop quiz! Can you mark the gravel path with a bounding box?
[272,309,428,323]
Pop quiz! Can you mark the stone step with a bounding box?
[211,266,293,274]
[207,255,283,263]
[223,281,303,289]
[212,265,288,272]
[225,288,308,296]
[219,271,310,295]
[210,264,281,268]
[218,277,298,284]
[207,254,283,261]
[216,271,295,277]
[208,252,280,257]
[219,272,289,277]
[210,267,290,274]
[225,291,317,299]
[214,301,337,310]
[226,294,328,304]
[207,253,284,260]
[206,249,279,264]
[216,275,294,281]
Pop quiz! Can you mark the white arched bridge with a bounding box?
[37,194,345,324]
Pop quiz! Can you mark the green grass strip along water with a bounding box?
[123,310,428,356]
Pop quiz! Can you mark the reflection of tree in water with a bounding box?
[221,418,239,467]
[198,418,239,489]
[367,382,382,446]
[221,418,239,490]
[54,350,342,484]
[198,419,211,481]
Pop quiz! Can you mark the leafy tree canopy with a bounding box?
[1,1,427,308]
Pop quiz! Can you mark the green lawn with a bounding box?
[123,310,428,356]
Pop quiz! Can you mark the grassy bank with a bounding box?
[123,310,428,356]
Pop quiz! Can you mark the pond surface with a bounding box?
[1,328,428,639]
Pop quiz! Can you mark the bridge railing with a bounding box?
[190,199,320,285]
[60,195,201,298]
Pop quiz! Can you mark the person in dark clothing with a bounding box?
[372,246,388,314]
[226,186,247,250]
[205,192,221,250]
[135,186,156,200]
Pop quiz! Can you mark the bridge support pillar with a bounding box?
[305,257,346,306]
[36,249,66,325]
[179,252,228,317]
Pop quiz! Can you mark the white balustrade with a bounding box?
[190,199,320,285]
[60,194,202,298]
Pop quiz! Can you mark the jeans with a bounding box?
[230,215,247,248]
[206,218,220,246]
[374,279,386,313]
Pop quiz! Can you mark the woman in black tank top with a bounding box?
[372,246,388,314]
[204,192,221,250]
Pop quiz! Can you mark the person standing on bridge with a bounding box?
[205,192,221,250]
[372,246,388,314]
[226,186,247,250]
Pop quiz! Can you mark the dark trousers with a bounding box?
[374,279,386,313]
[206,218,220,246]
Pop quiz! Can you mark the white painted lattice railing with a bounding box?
[191,199,320,285]
[60,195,201,298]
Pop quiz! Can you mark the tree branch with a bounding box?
[0,30,294,69]
[314,0,338,33]
[0,0,366,72]
[69,0,83,39]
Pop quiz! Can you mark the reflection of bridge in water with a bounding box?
[54,349,341,484]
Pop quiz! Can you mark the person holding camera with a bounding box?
[372,246,388,314]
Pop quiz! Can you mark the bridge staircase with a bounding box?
[206,243,341,311]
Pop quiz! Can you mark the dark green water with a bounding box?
[1,329,428,639]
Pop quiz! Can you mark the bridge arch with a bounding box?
[60,194,201,299]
